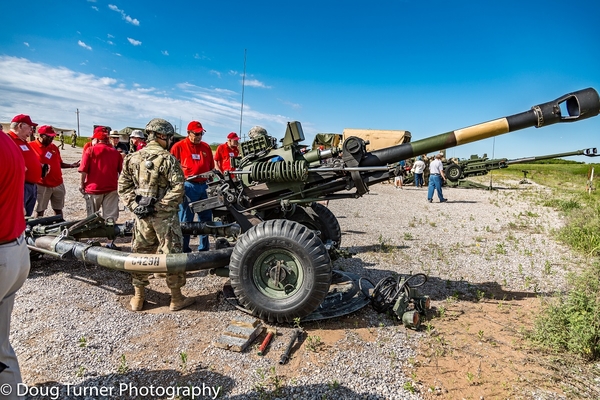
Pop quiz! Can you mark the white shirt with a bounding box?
[429,159,444,175]
[412,160,425,174]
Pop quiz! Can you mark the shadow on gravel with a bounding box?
[22,369,380,400]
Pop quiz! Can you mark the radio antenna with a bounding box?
[239,49,247,140]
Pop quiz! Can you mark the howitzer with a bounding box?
[442,147,599,183]
[29,88,600,324]
[184,87,600,323]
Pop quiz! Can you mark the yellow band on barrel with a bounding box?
[123,253,168,272]
[454,119,509,145]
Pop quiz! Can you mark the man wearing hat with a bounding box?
[7,114,42,216]
[71,130,78,148]
[119,118,194,311]
[170,120,214,252]
[29,125,80,217]
[214,132,240,174]
[129,129,147,152]
[109,130,128,155]
[78,126,123,221]
[0,126,30,400]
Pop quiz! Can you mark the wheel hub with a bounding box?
[254,251,303,296]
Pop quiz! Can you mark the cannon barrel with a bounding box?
[359,88,600,167]
[506,147,598,164]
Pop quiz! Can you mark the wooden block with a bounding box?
[230,315,261,328]
[212,318,263,352]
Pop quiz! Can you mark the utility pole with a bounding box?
[239,49,247,140]
[76,108,80,137]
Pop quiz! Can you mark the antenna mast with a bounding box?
[239,49,247,140]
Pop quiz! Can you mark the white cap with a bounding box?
[130,129,145,139]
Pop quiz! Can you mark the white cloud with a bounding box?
[161,50,169,56]
[107,41,114,45]
[92,6,98,11]
[127,38,142,46]
[108,4,140,26]
[24,42,29,47]
[78,41,92,50]
[244,79,271,89]
[107,34,114,38]
[0,56,289,139]
[209,70,222,79]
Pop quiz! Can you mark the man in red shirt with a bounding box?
[170,121,214,252]
[214,132,240,174]
[0,128,30,398]
[78,126,123,221]
[30,125,80,217]
[7,114,42,217]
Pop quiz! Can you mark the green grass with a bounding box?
[500,162,600,360]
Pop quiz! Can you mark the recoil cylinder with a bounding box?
[251,161,308,182]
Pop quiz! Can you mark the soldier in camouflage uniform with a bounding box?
[248,125,268,139]
[118,118,195,312]
[422,154,431,186]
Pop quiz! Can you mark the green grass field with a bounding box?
[495,162,600,360]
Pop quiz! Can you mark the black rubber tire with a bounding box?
[309,203,342,248]
[444,164,463,182]
[229,219,332,323]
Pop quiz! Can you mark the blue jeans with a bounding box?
[24,182,37,217]
[178,181,212,252]
[414,173,423,188]
[427,175,445,201]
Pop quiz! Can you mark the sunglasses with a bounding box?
[189,130,205,136]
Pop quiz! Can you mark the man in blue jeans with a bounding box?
[427,153,448,203]
[170,121,215,252]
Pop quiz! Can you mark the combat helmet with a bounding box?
[145,118,175,139]
[248,125,268,139]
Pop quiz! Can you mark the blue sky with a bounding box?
[1,0,599,161]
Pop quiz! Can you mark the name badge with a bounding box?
[229,152,234,157]
[191,154,201,160]
[45,151,53,159]
[20,145,29,151]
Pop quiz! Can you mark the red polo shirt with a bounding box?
[214,143,239,172]
[30,140,64,187]
[0,132,26,241]
[8,131,42,184]
[78,142,123,194]
[170,138,214,182]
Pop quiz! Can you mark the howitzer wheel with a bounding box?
[229,219,332,323]
[444,164,463,182]
[285,204,342,249]
[310,203,342,248]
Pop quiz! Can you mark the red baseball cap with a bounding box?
[37,125,57,137]
[93,126,109,140]
[187,121,205,134]
[11,114,38,127]
[227,132,240,140]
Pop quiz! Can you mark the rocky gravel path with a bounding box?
[10,144,584,399]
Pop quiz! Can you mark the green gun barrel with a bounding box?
[359,88,600,167]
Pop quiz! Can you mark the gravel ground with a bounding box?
[10,145,586,399]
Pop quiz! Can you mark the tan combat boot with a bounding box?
[169,288,195,311]
[130,286,145,311]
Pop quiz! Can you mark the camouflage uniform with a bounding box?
[422,155,431,186]
[118,118,192,311]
